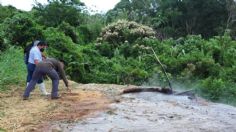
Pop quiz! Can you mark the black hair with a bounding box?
[59,59,66,64]
[37,41,47,46]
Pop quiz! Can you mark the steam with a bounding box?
[143,73,200,93]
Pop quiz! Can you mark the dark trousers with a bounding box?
[23,66,60,98]
[26,63,43,83]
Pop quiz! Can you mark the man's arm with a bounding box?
[32,48,42,65]
[57,62,69,88]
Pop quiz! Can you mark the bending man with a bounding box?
[23,58,69,100]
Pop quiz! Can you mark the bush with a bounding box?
[58,22,78,43]
[200,77,226,101]
[97,19,155,47]
[0,47,26,91]
[78,22,103,44]
[199,77,236,105]
[79,49,152,85]
[2,13,43,47]
[0,24,8,51]
[223,66,236,82]
[43,27,85,82]
[0,35,7,51]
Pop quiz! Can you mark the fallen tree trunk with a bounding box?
[122,87,173,94]
[122,87,196,100]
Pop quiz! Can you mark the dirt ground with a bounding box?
[0,80,119,132]
[1,81,236,132]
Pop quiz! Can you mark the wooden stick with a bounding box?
[151,47,172,90]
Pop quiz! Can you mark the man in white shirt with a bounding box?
[26,41,49,95]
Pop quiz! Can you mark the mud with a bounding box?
[59,92,236,132]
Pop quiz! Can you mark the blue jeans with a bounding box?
[26,63,43,84]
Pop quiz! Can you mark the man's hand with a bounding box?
[65,82,71,93]
[66,87,71,93]
[34,59,39,65]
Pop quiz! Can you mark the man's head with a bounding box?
[59,59,66,69]
[37,41,48,52]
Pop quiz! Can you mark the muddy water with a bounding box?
[55,92,236,132]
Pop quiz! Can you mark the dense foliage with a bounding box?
[0,0,236,105]
[0,47,26,91]
[107,0,236,39]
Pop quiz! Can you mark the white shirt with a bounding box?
[28,46,42,64]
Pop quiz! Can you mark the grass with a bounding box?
[0,128,6,132]
[0,47,26,91]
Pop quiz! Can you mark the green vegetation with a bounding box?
[0,47,26,91]
[0,128,6,132]
[0,0,236,105]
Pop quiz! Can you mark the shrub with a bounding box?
[0,24,8,51]
[199,77,236,105]
[43,27,85,82]
[81,51,152,85]
[2,13,43,47]
[58,22,78,43]
[0,47,26,91]
[200,77,226,101]
[0,35,7,51]
[97,19,155,46]
[78,22,103,44]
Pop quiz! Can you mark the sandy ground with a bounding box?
[0,81,114,131]
[1,81,236,132]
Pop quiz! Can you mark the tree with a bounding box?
[176,0,228,37]
[96,20,155,58]
[0,4,18,23]
[97,19,155,45]
[33,0,84,27]
[58,22,78,43]
[78,14,105,43]
[47,0,82,6]
[43,27,85,82]
[226,0,236,38]
[107,0,231,38]
[106,0,160,24]
[0,34,5,51]
[2,13,43,47]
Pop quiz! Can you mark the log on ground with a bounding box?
[122,87,173,94]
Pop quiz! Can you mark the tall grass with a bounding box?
[0,47,26,91]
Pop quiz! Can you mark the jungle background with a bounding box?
[0,0,236,105]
